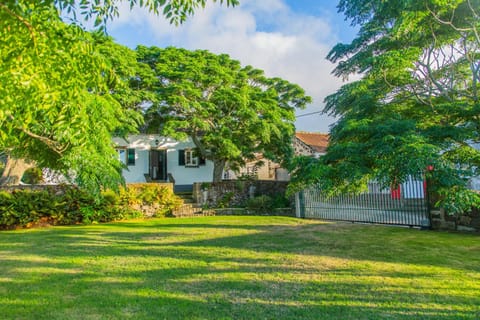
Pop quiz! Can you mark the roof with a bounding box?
[295,132,329,153]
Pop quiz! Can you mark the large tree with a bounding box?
[137,46,311,182]
[0,0,237,191]
[291,0,480,213]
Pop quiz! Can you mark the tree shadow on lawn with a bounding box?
[3,219,480,277]
[1,265,475,320]
[0,219,479,319]
[95,219,480,273]
[0,255,477,320]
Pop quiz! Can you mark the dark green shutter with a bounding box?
[127,148,135,166]
[178,149,185,166]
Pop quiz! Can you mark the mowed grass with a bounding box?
[0,216,479,320]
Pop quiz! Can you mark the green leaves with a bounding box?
[300,0,480,214]
[2,0,241,193]
[0,2,148,193]
[55,0,239,29]
[137,46,310,182]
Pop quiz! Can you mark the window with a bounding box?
[185,149,198,167]
[117,149,126,165]
[127,148,135,166]
[178,149,206,167]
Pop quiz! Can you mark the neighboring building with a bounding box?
[223,154,288,181]
[225,132,329,181]
[294,131,329,158]
[113,134,214,192]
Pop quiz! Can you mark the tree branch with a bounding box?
[0,2,37,46]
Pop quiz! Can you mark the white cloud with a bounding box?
[108,0,351,133]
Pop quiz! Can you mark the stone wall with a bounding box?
[431,208,480,232]
[193,180,290,207]
[210,207,295,216]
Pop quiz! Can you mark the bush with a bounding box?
[0,184,183,229]
[218,192,234,208]
[119,184,182,210]
[0,189,58,227]
[270,194,291,208]
[21,167,43,184]
[244,194,291,214]
[245,195,274,213]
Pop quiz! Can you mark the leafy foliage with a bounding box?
[1,2,143,192]
[244,194,291,213]
[118,183,183,216]
[293,0,480,214]
[21,167,44,184]
[0,0,238,192]
[137,46,311,182]
[0,184,182,229]
[55,0,239,29]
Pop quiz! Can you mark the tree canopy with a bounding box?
[137,46,311,182]
[291,0,480,213]
[0,0,238,191]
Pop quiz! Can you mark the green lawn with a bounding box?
[0,216,479,320]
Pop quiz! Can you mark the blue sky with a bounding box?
[107,0,358,133]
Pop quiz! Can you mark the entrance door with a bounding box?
[149,150,167,181]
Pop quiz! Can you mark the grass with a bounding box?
[0,216,479,320]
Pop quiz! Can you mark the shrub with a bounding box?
[21,167,43,184]
[119,184,182,209]
[270,194,291,208]
[218,192,234,208]
[0,189,60,227]
[245,195,273,213]
[0,184,183,229]
[101,189,119,206]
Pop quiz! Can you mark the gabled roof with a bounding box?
[295,132,329,153]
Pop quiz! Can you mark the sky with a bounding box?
[106,0,358,133]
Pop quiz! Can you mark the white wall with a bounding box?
[122,149,149,183]
[113,135,214,185]
[166,142,214,185]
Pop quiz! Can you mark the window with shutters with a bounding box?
[117,148,135,166]
[178,149,206,167]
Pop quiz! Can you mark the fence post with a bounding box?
[295,191,305,218]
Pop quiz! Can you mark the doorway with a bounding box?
[149,149,167,181]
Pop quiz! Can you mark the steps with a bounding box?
[173,192,214,218]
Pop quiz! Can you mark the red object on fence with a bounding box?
[390,185,401,199]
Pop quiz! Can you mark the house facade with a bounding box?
[113,134,214,192]
[224,132,330,181]
[223,155,288,181]
[114,132,330,188]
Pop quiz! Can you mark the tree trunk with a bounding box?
[0,157,34,185]
[212,159,226,183]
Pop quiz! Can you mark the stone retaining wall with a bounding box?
[431,208,480,232]
[193,180,290,207]
[173,207,295,218]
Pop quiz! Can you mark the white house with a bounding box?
[113,134,214,192]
